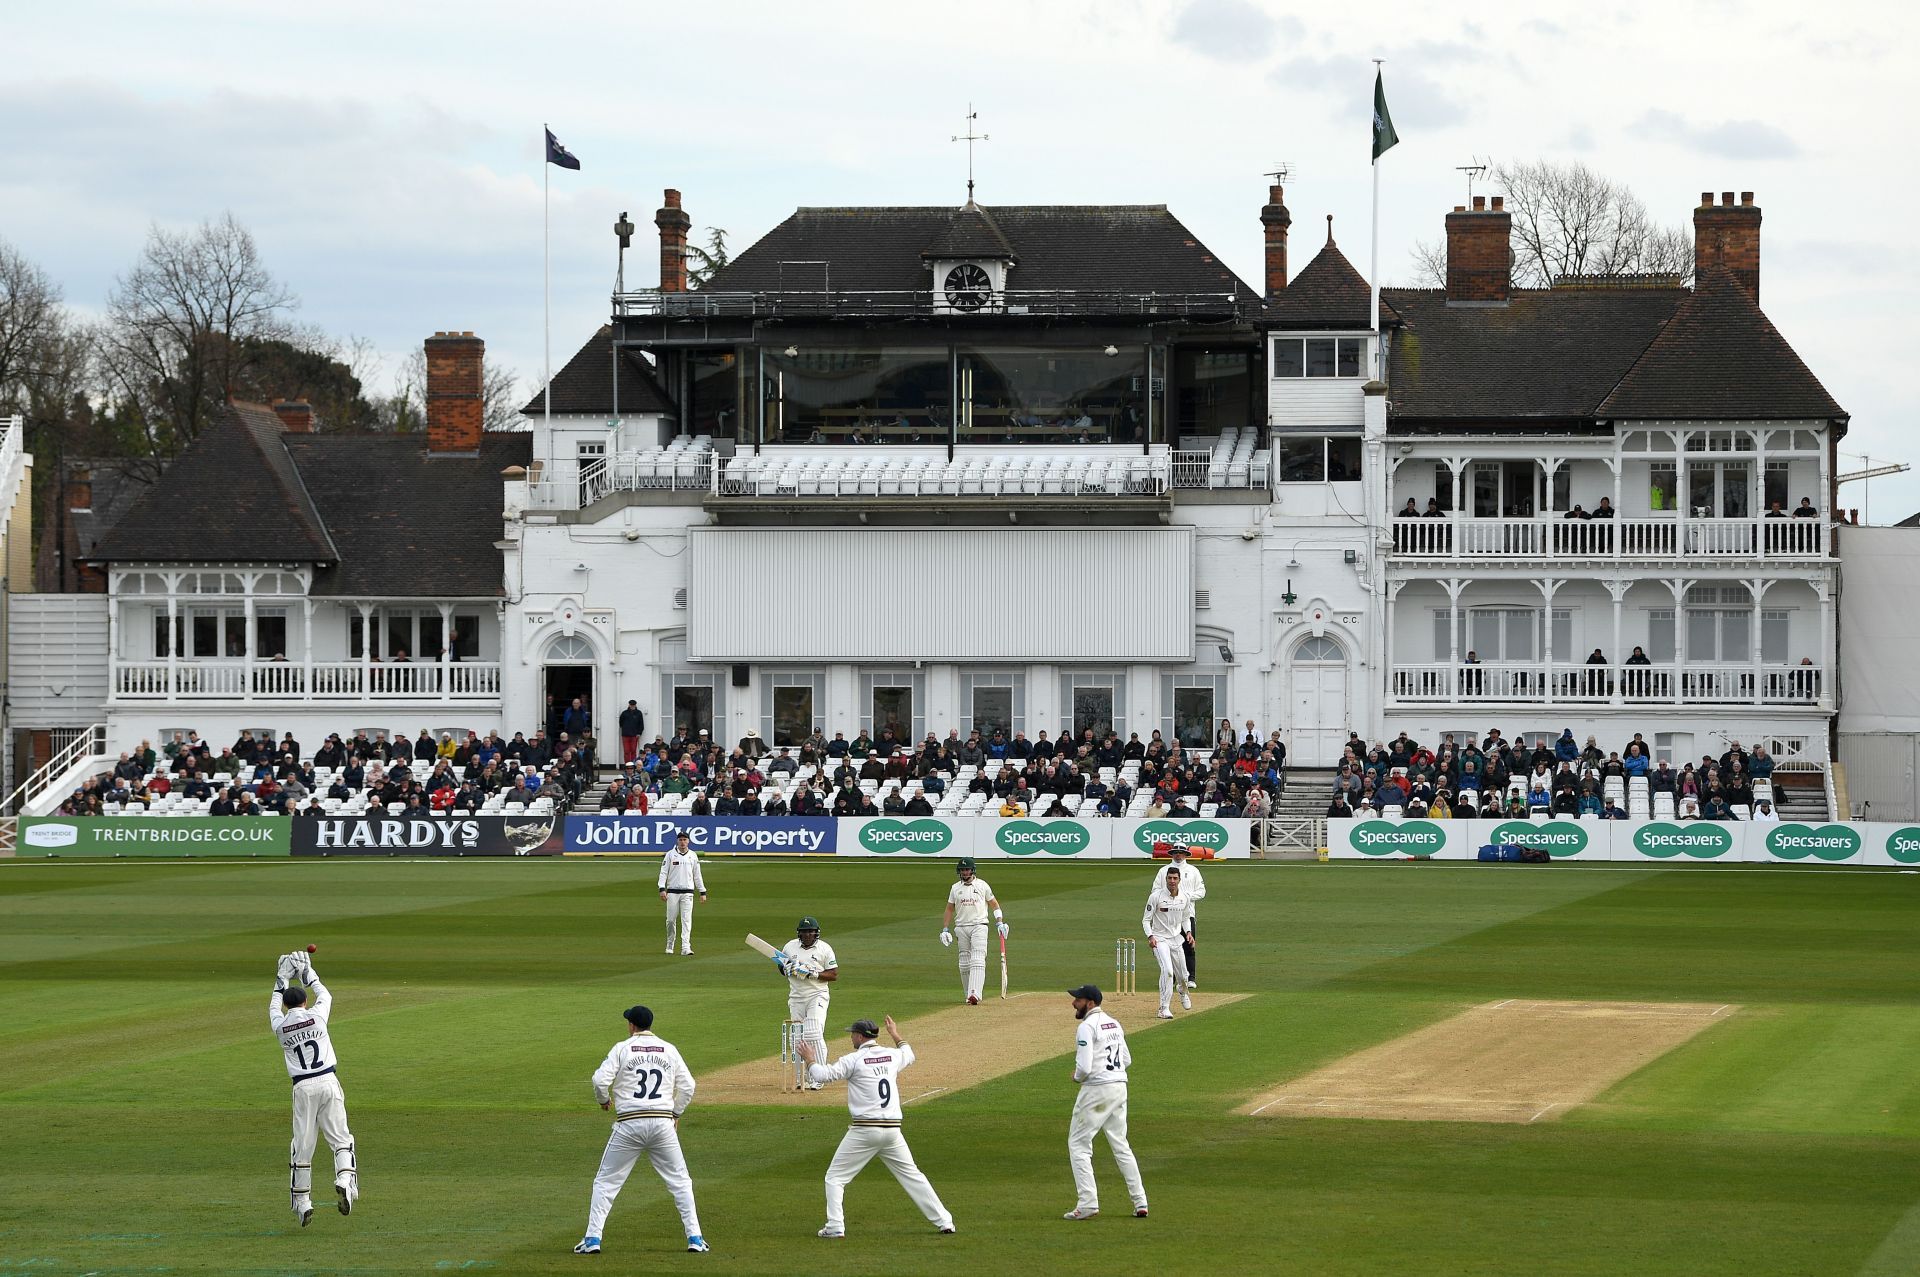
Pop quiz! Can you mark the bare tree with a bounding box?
[1402,161,1693,288]
[98,212,299,457]
[0,238,63,410]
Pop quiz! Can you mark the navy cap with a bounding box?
[1067,984,1103,1003]
[846,1018,881,1038]
[624,1005,654,1029]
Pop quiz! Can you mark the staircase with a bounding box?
[1261,768,1337,853]
[1772,770,1832,822]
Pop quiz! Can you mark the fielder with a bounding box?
[780,917,838,1088]
[1142,866,1196,1019]
[658,831,708,955]
[269,950,358,1226]
[573,1005,709,1256]
[1145,844,1206,986]
[939,857,1008,1004]
[1063,983,1147,1221]
[797,1015,956,1239]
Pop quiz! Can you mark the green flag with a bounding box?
[1371,69,1399,161]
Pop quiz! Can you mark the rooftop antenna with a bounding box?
[1456,158,1489,205]
[953,105,988,203]
[1264,162,1293,186]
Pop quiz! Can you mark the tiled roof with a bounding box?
[921,202,1017,261]
[92,402,338,564]
[1596,269,1845,421]
[522,327,676,417]
[1381,285,1684,424]
[283,431,530,597]
[705,204,1257,302]
[1264,239,1371,329]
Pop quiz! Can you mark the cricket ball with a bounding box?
[306,945,318,954]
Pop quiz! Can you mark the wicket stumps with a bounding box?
[1113,938,1137,996]
[779,1019,805,1091]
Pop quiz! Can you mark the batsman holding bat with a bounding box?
[780,917,838,1088]
[268,946,358,1226]
[938,858,1008,1005]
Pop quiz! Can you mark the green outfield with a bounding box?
[4,857,1920,1276]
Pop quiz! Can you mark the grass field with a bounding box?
[5,856,1920,1276]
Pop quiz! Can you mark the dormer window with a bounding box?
[1272,336,1365,378]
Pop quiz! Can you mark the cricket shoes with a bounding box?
[299,1208,314,1228]
[1134,1206,1150,1218]
[665,946,675,954]
[1156,1008,1174,1019]
[1186,977,1198,988]
[1181,991,1192,1011]
[816,1226,845,1239]
[336,1183,352,1215]
[1062,1208,1100,1220]
[572,1236,602,1254]
[686,1235,709,1252]
[966,995,979,1005]
[938,1225,956,1234]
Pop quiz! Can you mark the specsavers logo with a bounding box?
[1131,819,1230,854]
[1491,820,1589,857]
[856,819,953,854]
[1351,820,1444,856]
[1886,828,1920,865]
[995,820,1093,856]
[1764,823,1861,862]
[1630,822,1735,859]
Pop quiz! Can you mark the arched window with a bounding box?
[1296,635,1343,662]
[546,634,595,662]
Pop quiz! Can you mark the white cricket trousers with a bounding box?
[789,992,829,1067]
[1068,1082,1146,1213]
[288,1073,356,1216]
[823,1125,953,1231]
[663,893,695,953]
[955,922,987,999]
[586,1116,702,1240]
[1151,937,1189,1012]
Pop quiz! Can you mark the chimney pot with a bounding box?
[1454,205,1467,213]
[1471,195,1486,211]
[1721,191,1735,206]
[1701,192,1714,207]
[271,399,314,434]
[1740,191,1754,206]
[424,331,485,454]
[1490,196,1504,212]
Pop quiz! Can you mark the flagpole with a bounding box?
[1369,59,1383,382]
[544,123,552,439]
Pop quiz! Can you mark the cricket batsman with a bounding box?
[939,857,1007,1004]
[658,831,707,955]
[1063,984,1147,1220]
[269,949,358,1226]
[1142,866,1196,1019]
[572,1004,709,1255]
[780,917,838,1088]
[796,1015,955,1238]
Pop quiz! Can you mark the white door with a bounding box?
[1290,636,1349,766]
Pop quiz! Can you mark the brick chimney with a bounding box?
[1446,195,1510,303]
[1260,184,1291,299]
[1695,191,1761,302]
[424,331,484,454]
[271,399,314,433]
[656,188,691,293]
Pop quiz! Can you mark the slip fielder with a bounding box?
[1146,844,1205,985]
[573,1004,708,1256]
[1143,866,1196,1019]
[797,1015,955,1238]
[658,831,707,955]
[1063,983,1147,1220]
[939,857,1007,1004]
[268,949,358,1226]
[780,917,839,1087]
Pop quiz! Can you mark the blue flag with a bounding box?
[545,128,580,171]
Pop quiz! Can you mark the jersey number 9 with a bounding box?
[877,1079,891,1106]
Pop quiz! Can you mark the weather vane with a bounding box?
[953,105,988,202]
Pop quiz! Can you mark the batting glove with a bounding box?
[998,922,1010,938]
[940,930,953,947]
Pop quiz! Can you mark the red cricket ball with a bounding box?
[306,945,318,954]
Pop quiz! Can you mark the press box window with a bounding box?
[1272,337,1365,378]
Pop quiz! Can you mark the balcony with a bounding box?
[1387,662,1825,707]
[112,661,503,702]
[1390,515,1826,561]
[615,287,1246,321]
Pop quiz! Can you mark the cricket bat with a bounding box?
[999,931,1008,1000]
[745,933,787,972]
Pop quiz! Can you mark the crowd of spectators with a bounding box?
[593,717,1291,819]
[1325,727,1783,822]
[57,726,597,818]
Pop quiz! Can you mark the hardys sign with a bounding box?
[565,815,837,855]
[291,816,559,856]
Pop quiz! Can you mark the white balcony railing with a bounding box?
[1391,515,1827,560]
[112,661,503,702]
[1388,661,1825,706]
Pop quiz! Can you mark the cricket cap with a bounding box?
[624,1005,654,1029]
[846,1018,881,1039]
[1067,984,1103,1003]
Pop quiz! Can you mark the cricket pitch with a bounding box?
[1239,999,1736,1124]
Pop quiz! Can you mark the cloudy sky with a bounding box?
[6,0,1915,514]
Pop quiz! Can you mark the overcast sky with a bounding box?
[6,1,1916,516]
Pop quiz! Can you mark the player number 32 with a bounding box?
[629,1067,666,1100]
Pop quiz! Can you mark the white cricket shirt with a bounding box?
[269,975,340,1082]
[592,1031,696,1120]
[1143,888,1195,942]
[947,877,995,926]
[657,847,706,893]
[1074,1012,1132,1086]
[781,937,838,996]
[809,1039,915,1125]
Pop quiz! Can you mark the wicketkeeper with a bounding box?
[269,950,358,1226]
